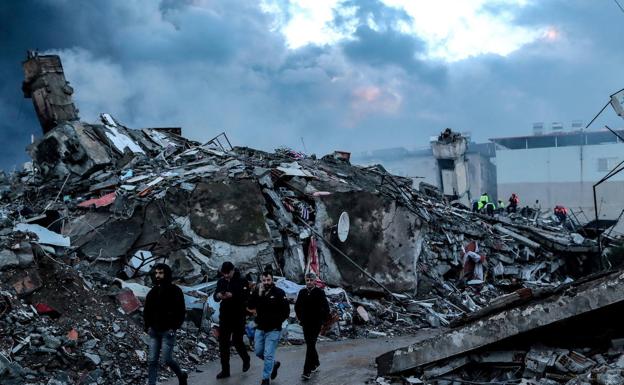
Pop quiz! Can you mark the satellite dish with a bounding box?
[337,212,350,242]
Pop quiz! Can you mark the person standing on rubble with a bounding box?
[295,272,329,380]
[478,192,490,212]
[247,271,290,385]
[507,193,519,213]
[144,263,188,385]
[554,205,568,223]
[213,261,251,379]
[497,199,505,214]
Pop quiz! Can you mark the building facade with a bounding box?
[353,141,497,204]
[491,129,624,222]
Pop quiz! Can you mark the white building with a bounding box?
[353,142,497,203]
[491,128,624,223]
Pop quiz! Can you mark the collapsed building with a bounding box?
[376,270,624,385]
[1,53,623,385]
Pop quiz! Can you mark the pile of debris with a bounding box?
[0,52,619,384]
[376,270,624,385]
[0,261,218,385]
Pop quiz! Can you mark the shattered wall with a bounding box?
[187,180,270,245]
[318,191,424,292]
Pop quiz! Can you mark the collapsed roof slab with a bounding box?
[376,270,624,375]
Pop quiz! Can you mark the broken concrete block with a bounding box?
[595,370,624,385]
[14,243,34,267]
[0,249,19,271]
[377,271,624,375]
[29,122,113,178]
[84,352,101,366]
[14,223,71,247]
[357,306,370,323]
[423,355,470,378]
[190,180,270,245]
[78,212,143,261]
[318,192,423,292]
[367,330,387,338]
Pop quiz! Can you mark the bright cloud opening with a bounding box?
[261,0,547,62]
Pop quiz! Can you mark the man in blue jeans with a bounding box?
[247,271,290,385]
[143,263,188,385]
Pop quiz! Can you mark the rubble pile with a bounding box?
[377,348,624,385]
[0,110,607,382]
[1,52,619,384]
[0,259,217,384]
[376,270,624,385]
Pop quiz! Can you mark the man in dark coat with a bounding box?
[144,263,187,385]
[295,272,329,380]
[247,271,290,385]
[213,261,251,379]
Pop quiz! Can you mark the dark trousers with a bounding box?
[148,329,184,385]
[303,324,321,374]
[219,318,250,372]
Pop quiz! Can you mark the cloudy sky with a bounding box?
[1,0,624,170]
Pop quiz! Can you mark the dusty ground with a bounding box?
[163,330,439,385]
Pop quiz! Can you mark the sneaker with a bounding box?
[179,371,188,385]
[301,372,312,380]
[270,361,281,380]
[312,364,320,373]
[261,379,270,385]
[242,358,251,372]
[216,371,230,379]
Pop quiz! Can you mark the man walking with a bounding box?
[213,261,251,379]
[143,263,188,385]
[247,271,290,385]
[295,272,329,380]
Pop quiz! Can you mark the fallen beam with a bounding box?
[376,270,624,375]
[493,224,541,249]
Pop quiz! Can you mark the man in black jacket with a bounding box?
[143,263,187,385]
[247,271,290,385]
[295,272,329,380]
[213,261,251,379]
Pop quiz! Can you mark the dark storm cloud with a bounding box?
[2,0,624,170]
[446,0,624,141]
[335,0,446,83]
[0,0,123,170]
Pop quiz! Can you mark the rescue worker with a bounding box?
[485,201,496,216]
[144,263,188,385]
[477,192,490,212]
[554,205,568,223]
[497,199,505,214]
[213,262,251,379]
[247,271,290,385]
[507,193,519,213]
[295,272,329,380]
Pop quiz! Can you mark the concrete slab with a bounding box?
[376,270,624,375]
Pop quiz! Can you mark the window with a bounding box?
[597,157,620,172]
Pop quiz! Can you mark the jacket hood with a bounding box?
[151,263,173,284]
